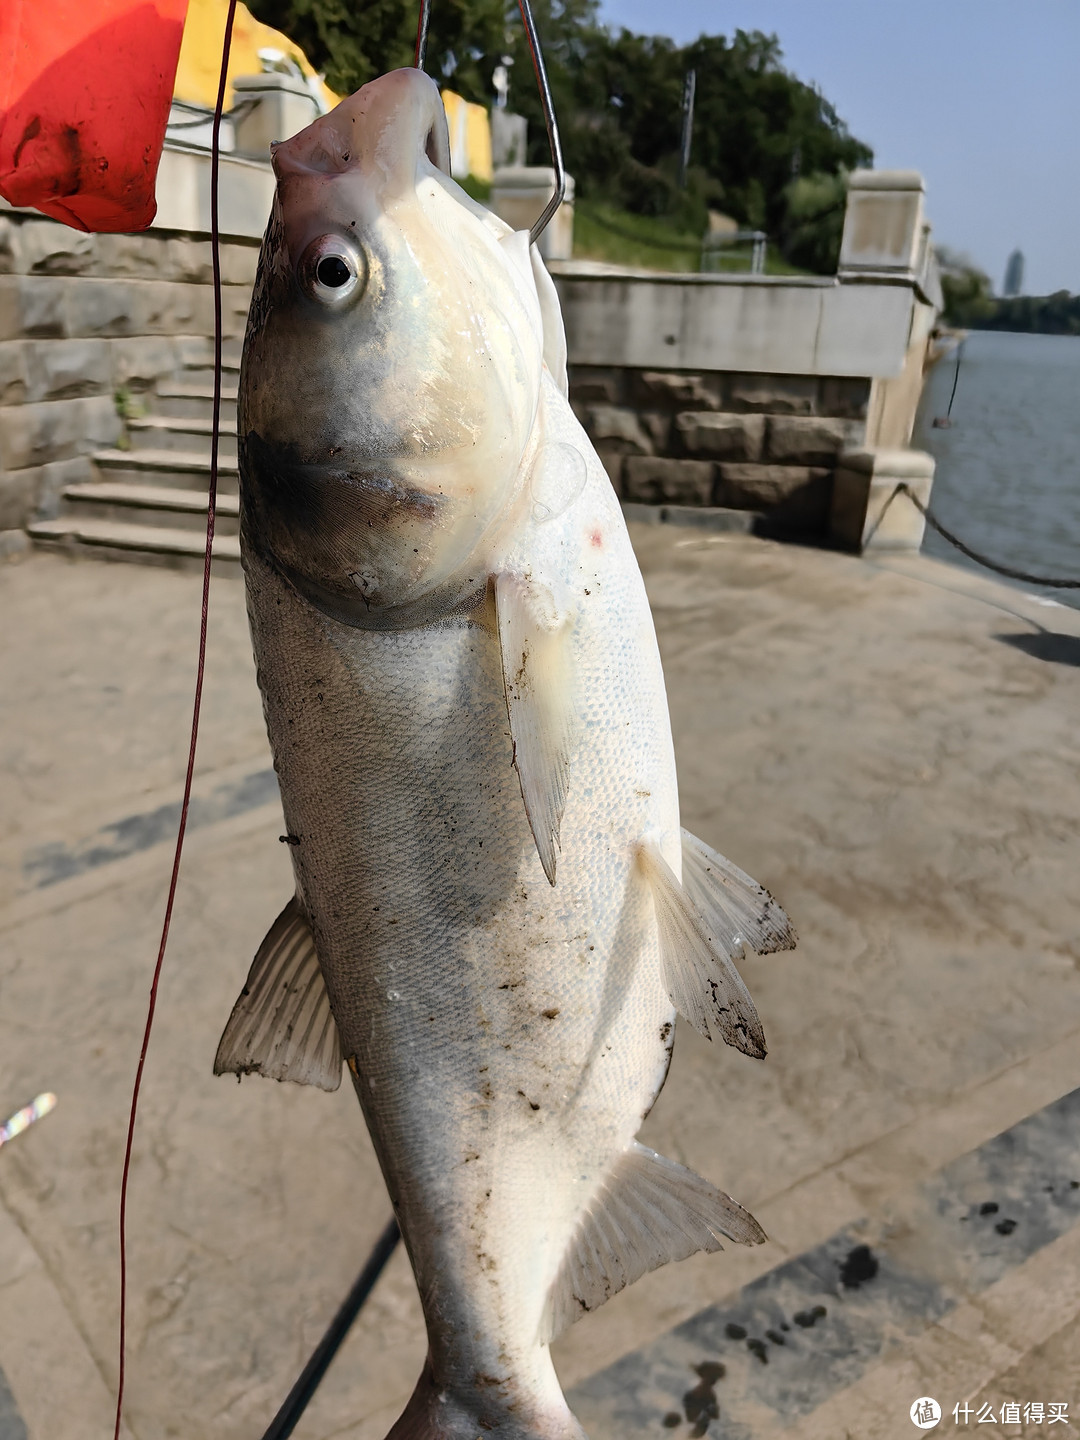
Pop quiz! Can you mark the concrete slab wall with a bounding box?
[550,267,919,379]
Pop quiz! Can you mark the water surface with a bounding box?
[913,330,1080,611]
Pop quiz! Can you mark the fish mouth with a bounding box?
[271,68,451,188]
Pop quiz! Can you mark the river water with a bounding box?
[913,330,1080,611]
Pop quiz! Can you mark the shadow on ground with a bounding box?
[996,629,1080,667]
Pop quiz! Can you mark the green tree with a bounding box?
[246,0,508,100]
[245,3,872,270]
[936,248,996,327]
[779,170,848,274]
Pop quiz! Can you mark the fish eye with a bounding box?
[297,235,365,305]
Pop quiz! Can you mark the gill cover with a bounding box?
[239,68,547,629]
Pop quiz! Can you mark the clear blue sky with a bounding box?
[596,0,1080,295]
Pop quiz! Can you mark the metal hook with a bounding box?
[413,0,565,245]
[413,0,431,71]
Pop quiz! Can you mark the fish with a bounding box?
[214,66,795,1440]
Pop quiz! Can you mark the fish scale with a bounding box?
[215,65,794,1440]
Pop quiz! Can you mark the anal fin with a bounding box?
[214,895,343,1091]
[495,572,577,886]
[681,827,796,957]
[639,836,777,1058]
[542,1143,765,1341]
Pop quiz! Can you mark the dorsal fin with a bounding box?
[541,1143,765,1342]
[214,895,342,1091]
[495,571,577,886]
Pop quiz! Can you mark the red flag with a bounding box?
[0,0,189,232]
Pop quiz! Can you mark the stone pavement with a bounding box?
[1,528,1079,1440]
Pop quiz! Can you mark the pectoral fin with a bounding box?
[639,837,769,1058]
[214,895,342,1091]
[530,246,569,396]
[495,572,577,886]
[542,1142,765,1341]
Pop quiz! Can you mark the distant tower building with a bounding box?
[1003,248,1025,297]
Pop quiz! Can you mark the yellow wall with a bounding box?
[175,1,493,182]
[174,0,339,110]
[441,90,493,184]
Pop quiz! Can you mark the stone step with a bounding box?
[27,516,241,570]
[155,380,239,422]
[93,447,240,494]
[127,414,238,459]
[58,482,240,536]
[621,501,763,533]
[181,359,242,389]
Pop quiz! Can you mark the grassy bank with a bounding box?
[571,200,808,276]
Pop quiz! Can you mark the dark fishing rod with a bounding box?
[414,0,564,244]
[259,1218,401,1440]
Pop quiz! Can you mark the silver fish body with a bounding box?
[219,67,794,1440]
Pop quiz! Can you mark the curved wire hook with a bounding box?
[413,0,565,244]
[413,0,431,70]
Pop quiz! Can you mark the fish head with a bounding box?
[239,67,547,628]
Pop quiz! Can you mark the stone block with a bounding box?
[0,276,65,339]
[0,342,27,404]
[62,280,134,338]
[717,463,832,531]
[0,396,119,470]
[174,335,214,369]
[165,237,216,286]
[830,447,935,552]
[568,367,623,405]
[633,371,722,411]
[766,415,854,465]
[25,339,111,401]
[594,447,625,496]
[110,336,182,392]
[584,405,652,455]
[224,288,253,339]
[675,411,764,461]
[221,244,260,288]
[93,234,167,280]
[728,375,818,415]
[0,218,15,275]
[640,412,671,451]
[819,376,871,420]
[0,466,40,529]
[0,528,30,559]
[17,221,97,275]
[623,457,715,506]
[35,456,95,519]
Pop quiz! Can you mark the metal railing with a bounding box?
[701,229,767,275]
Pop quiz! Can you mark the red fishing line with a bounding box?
[113,4,238,1435]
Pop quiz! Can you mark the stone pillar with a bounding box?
[231,73,321,158]
[839,170,926,277]
[830,447,935,552]
[490,168,575,261]
[490,110,527,169]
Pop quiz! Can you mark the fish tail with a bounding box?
[386,1359,587,1440]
